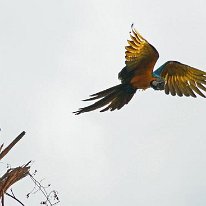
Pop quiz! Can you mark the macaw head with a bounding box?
[150,77,165,90]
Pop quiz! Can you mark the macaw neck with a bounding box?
[153,62,169,77]
[152,72,161,78]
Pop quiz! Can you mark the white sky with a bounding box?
[0,0,206,205]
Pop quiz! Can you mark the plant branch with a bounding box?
[5,192,24,206]
[0,131,26,161]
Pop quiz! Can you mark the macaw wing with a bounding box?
[154,61,206,97]
[124,27,159,71]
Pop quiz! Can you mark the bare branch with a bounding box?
[27,173,60,205]
[6,192,24,206]
[0,144,4,153]
[1,193,4,206]
[0,131,26,161]
[0,131,59,205]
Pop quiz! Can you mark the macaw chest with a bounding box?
[130,73,155,89]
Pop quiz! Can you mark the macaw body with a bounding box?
[74,26,206,114]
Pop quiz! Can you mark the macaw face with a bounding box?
[150,77,165,90]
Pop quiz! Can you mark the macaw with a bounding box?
[74,26,206,115]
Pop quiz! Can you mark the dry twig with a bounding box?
[0,131,60,205]
[0,131,30,205]
[0,131,25,161]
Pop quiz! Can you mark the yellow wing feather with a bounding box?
[125,27,159,71]
[160,61,206,98]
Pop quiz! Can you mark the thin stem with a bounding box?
[0,131,26,161]
[5,192,24,206]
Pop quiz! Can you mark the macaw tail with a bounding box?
[73,84,137,115]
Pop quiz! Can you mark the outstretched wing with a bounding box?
[119,26,159,82]
[154,61,206,97]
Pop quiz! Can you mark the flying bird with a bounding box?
[74,26,206,115]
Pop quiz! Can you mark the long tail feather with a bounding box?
[73,84,136,115]
[83,84,123,101]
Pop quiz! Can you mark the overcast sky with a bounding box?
[0,0,206,205]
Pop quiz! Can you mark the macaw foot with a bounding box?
[150,77,165,90]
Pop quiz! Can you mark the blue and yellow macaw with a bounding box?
[74,26,206,115]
